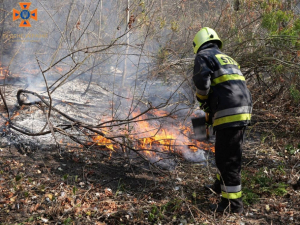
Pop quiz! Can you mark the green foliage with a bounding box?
[15,175,22,182]
[28,217,34,222]
[73,186,77,195]
[274,64,284,74]
[285,143,299,155]
[242,167,288,205]
[147,204,164,222]
[170,20,179,32]
[262,10,292,33]
[148,212,156,222]
[260,131,275,144]
[163,198,183,213]
[115,178,126,196]
[273,182,288,196]
[290,85,300,103]
[62,174,69,181]
[276,163,286,175]
[146,198,184,223]
[261,6,300,48]
[157,47,170,65]
[294,18,300,33]
[252,169,272,187]
[260,132,268,144]
[242,188,259,205]
[159,17,166,29]
[39,184,45,192]
[63,217,72,225]
[23,191,29,198]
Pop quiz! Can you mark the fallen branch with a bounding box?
[0,88,9,118]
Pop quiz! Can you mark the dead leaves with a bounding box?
[98,199,118,213]
[104,188,113,197]
[45,193,53,201]
[76,20,81,30]
[128,14,135,29]
[29,203,41,213]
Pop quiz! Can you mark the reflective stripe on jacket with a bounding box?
[193,43,252,130]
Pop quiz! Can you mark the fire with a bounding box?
[88,109,214,161]
[0,65,10,80]
[92,131,115,160]
[92,131,114,151]
[0,63,20,80]
[130,109,214,157]
[10,112,20,120]
[137,129,176,157]
[151,109,172,118]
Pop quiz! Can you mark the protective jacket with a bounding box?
[193,42,252,130]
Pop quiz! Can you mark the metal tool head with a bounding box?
[191,116,215,142]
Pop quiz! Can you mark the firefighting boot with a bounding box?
[209,197,243,214]
[204,179,221,194]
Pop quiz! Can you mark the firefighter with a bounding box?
[192,27,252,213]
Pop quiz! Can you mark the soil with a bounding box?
[0,129,300,224]
[1,82,300,224]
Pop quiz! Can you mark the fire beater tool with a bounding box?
[191,112,215,142]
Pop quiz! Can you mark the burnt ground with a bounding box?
[1,83,300,224]
[0,127,300,225]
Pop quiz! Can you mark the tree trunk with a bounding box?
[122,0,130,87]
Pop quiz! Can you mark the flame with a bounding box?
[10,112,20,120]
[92,129,114,151]
[3,111,20,126]
[92,132,115,160]
[151,109,170,117]
[0,63,19,80]
[85,108,214,161]
[0,66,10,79]
[130,109,215,158]
[137,129,176,151]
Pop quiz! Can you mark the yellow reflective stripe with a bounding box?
[196,93,208,100]
[213,114,251,127]
[216,174,221,180]
[222,191,242,199]
[211,74,245,86]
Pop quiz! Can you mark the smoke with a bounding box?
[1,0,204,167]
[181,149,207,164]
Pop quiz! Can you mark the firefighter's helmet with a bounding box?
[193,27,223,54]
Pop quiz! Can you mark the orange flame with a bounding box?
[10,112,20,120]
[130,109,214,156]
[92,129,114,151]
[91,109,214,160]
[0,66,9,79]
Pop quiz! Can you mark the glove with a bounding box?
[199,101,210,113]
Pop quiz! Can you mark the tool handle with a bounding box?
[205,112,210,140]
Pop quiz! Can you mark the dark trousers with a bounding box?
[215,127,245,191]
